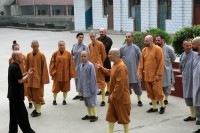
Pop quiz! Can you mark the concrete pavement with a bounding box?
[0,28,199,133]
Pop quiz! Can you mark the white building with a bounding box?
[74,0,200,34]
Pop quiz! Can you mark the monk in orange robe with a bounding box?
[88,30,107,106]
[26,40,49,117]
[96,48,131,133]
[49,41,76,105]
[9,40,33,108]
[137,35,165,114]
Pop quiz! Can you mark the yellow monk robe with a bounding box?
[100,59,131,124]
[9,55,29,97]
[26,51,49,104]
[137,44,164,100]
[88,39,107,89]
[49,50,76,93]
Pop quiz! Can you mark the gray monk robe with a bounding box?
[120,44,141,83]
[120,44,142,95]
[180,50,196,99]
[193,54,200,121]
[162,44,176,95]
[71,43,88,85]
[77,61,99,106]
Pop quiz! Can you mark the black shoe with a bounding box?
[149,101,159,105]
[193,129,200,133]
[146,108,158,113]
[129,89,132,94]
[81,115,91,120]
[164,100,168,105]
[105,91,109,96]
[29,103,33,109]
[31,111,41,117]
[138,101,143,107]
[53,100,57,105]
[159,107,165,114]
[100,101,105,106]
[90,116,98,122]
[196,120,200,125]
[62,100,67,105]
[31,110,37,116]
[79,96,84,101]
[184,116,196,121]
[73,95,80,100]
[97,91,101,95]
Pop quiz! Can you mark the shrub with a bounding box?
[172,25,200,55]
[133,28,172,50]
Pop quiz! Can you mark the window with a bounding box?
[67,5,74,15]
[20,6,34,15]
[129,0,141,17]
[103,0,109,16]
[52,5,65,15]
[37,5,49,15]
[166,0,171,19]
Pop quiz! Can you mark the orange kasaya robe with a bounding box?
[9,55,29,97]
[137,44,164,100]
[49,50,76,93]
[100,59,131,124]
[26,51,49,104]
[88,39,107,89]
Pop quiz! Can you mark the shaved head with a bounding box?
[192,36,200,52]
[81,51,89,63]
[109,48,120,58]
[192,37,200,43]
[145,35,153,42]
[12,51,23,63]
[12,51,22,60]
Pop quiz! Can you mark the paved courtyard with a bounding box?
[0,28,199,133]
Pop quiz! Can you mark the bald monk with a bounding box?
[192,37,200,125]
[49,41,76,105]
[96,48,131,133]
[77,51,99,122]
[8,51,35,133]
[9,40,33,109]
[26,40,49,117]
[88,30,107,106]
[137,35,165,114]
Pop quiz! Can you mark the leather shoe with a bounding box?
[97,91,101,95]
[90,116,98,122]
[184,116,196,121]
[164,100,168,105]
[62,100,67,105]
[159,107,165,114]
[196,120,200,125]
[73,95,80,100]
[31,111,41,117]
[82,115,91,120]
[138,101,143,107]
[146,108,158,113]
[53,100,57,105]
[29,103,33,109]
[193,129,200,133]
[100,101,105,106]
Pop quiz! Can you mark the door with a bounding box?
[107,0,113,30]
[194,0,200,25]
[158,0,167,30]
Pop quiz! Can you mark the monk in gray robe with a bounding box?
[71,32,89,100]
[180,39,196,122]
[77,51,99,122]
[119,32,143,107]
[192,37,200,125]
[156,34,176,105]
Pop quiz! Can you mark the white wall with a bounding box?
[74,0,86,30]
[92,0,107,29]
[0,0,9,16]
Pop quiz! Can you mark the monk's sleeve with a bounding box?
[49,53,56,77]
[41,55,50,85]
[90,65,98,94]
[137,49,144,78]
[169,47,176,64]
[112,67,126,100]
[156,48,164,76]
[99,66,111,76]
[69,54,76,79]
[101,44,107,63]
[26,54,30,72]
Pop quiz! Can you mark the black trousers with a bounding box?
[9,100,35,133]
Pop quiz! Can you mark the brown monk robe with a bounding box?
[9,41,33,108]
[96,49,130,133]
[26,40,49,117]
[137,35,165,114]
[88,30,107,106]
[49,41,76,105]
